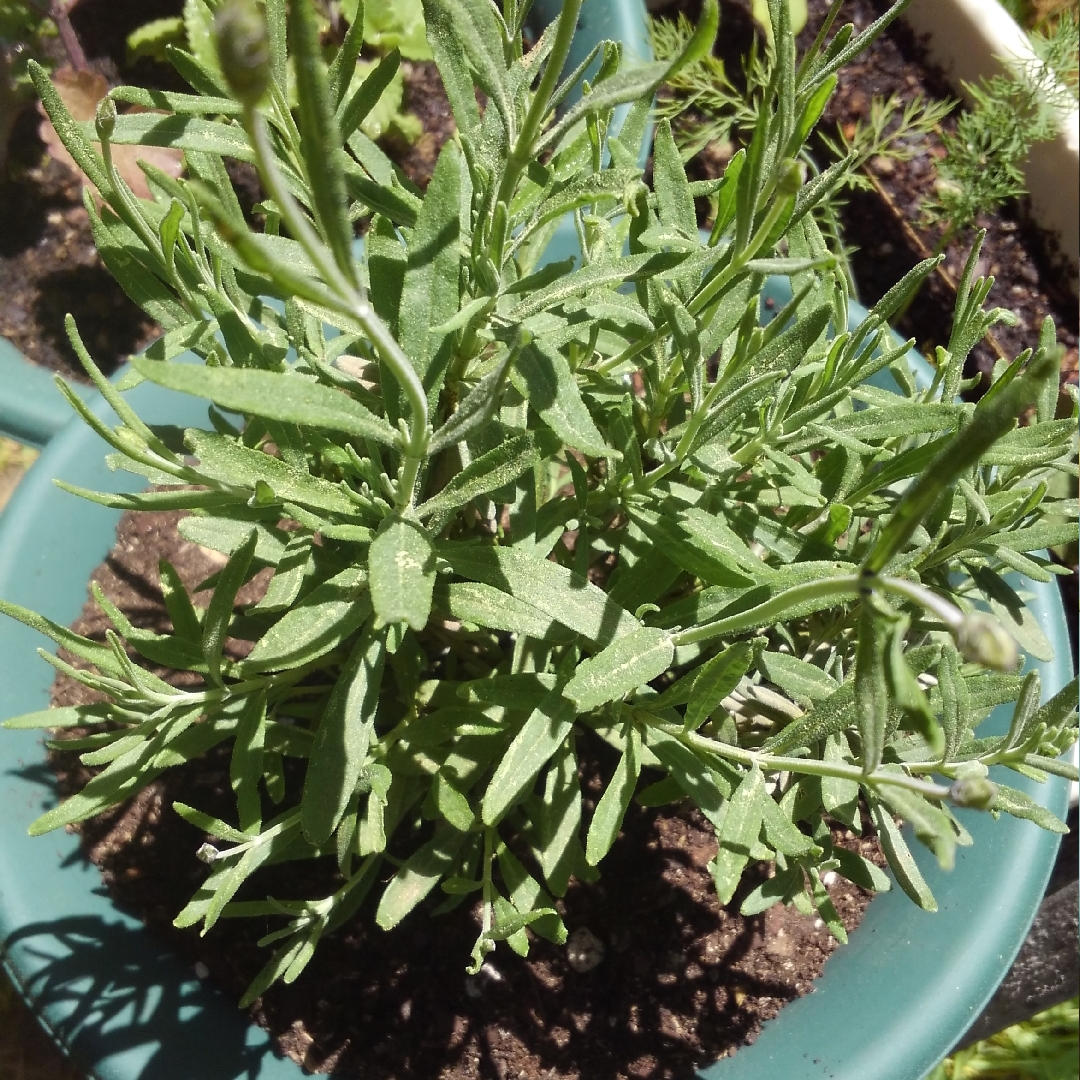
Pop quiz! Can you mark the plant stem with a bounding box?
[244,105,429,508]
[495,0,584,212]
[670,572,969,648]
[636,710,954,800]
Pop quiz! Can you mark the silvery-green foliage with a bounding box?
[3,0,1077,1004]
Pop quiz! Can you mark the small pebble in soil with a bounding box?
[566,927,605,973]
[463,960,505,998]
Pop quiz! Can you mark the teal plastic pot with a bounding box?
[0,336,94,449]
[0,266,1072,1079]
[0,0,649,451]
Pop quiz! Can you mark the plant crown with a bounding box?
[3,0,1078,1004]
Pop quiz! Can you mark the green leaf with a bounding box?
[202,528,258,684]
[440,542,641,647]
[992,785,1069,833]
[821,732,859,827]
[482,689,577,826]
[855,603,889,773]
[497,843,566,943]
[338,49,401,141]
[133,357,397,446]
[653,119,696,239]
[759,791,815,857]
[231,692,266,833]
[2,705,108,730]
[831,845,891,893]
[420,0,481,137]
[178,514,287,565]
[173,800,250,844]
[512,340,613,458]
[435,580,564,640]
[646,728,732,827]
[566,628,674,713]
[86,201,186,329]
[740,864,800,916]
[368,517,436,631]
[30,712,234,835]
[870,799,937,912]
[683,644,754,730]
[821,403,959,443]
[302,624,386,844]
[765,678,856,754]
[885,619,943,756]
[711,766,766,905]
[629,507,755,589]
[184,431,358,515]
[242,566,370,672]
[0,599,125,679]
[1025,677,1079,740]
[937,645,971,763]
[376,825,469,928]
[247,534,314,614]
[511,251,686,321]
[759,652,838,706]
[82,112,253,161]
[427,345,516,456]
[534,734,584,897]
[878,784,956,872]
[864,343,1061,574]
[540,61,671,153]
[458,673,558,712]
[418,431,554,520]
[431,773,475,832]
[586,726,641,865]
[398,141,462,410]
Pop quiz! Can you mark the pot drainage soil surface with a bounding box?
[45,509,882,1080]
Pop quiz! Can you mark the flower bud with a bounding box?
[95,96,117,142]
[949,776,998,811]
[215,0,271,107]
[776,158,805,197]
[955,614,1018,672]
[196,842,220,864]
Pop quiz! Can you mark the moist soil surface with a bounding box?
[47,509,882,1079]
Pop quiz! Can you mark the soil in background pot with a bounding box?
[657,0,1079,391]
[0,0,192,381]
[45,510,882,1079]
[0,0,455,383]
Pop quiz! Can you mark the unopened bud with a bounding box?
[955,614,1018,672]
[776,158,805,197]
[95,96,117,142]
[215,0,271,107]
[196,842,219,864]
[949,776,997,811]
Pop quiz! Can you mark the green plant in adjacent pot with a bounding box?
[2,0,1077,1025]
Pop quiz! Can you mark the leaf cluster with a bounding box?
[4,0,1077,1006]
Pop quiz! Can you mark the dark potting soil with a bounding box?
[46,509,882,1079]
[0,0,190,381]
[0,4,455,384]
[659,0,1079,390]
[0,109,158,381]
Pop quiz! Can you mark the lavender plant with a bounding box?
[2,0,1077,1007]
